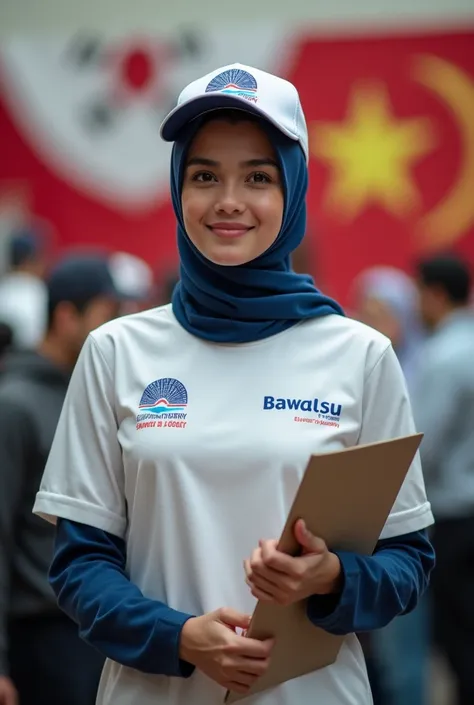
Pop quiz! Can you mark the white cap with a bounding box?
[109,251,154,301]
[160,63,309,162]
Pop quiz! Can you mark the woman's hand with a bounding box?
[179,608,274,694]
[244,519,342,606]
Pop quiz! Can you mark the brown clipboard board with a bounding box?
[225,433,423,703]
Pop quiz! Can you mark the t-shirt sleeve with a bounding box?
[358,343,434,540]
[33,333,127,538]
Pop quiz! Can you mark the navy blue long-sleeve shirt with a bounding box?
[307,530,434,633]
[49,518,435,677]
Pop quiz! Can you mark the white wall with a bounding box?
[1,0,474,36]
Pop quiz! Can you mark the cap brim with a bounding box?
[160,93,298,143]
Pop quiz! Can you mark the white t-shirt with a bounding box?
[34,305,433,705]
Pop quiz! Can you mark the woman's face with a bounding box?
[181,119,284,267]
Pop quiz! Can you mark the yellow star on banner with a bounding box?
[310,83,436,220]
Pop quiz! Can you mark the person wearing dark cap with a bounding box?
[0,253,121,705]
[413,253,474,705]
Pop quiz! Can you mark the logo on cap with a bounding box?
[205,68,258,103]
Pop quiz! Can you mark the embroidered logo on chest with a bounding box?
[136,378,188,430]
[263,395,342,428]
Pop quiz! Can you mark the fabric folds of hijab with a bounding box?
[170,117,344,343]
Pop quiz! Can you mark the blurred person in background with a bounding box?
[0,323,13,372]
[0,228,48,350]
[109,251,155,314]
[0,253,122,705]
[351,266,429,705]
[353,266,425,390]
[413,253,474,705]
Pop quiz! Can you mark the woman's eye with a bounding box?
[247,172,272,184]
[191,171,216,183]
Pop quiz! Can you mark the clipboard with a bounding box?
[225,433,423,703]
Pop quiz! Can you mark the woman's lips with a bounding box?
[207,223,253,238]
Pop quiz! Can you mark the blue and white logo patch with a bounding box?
[137,378,188,430]
[205,68,258,103]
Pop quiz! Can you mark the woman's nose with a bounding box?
[214,186,245,215]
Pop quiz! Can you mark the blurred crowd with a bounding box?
[351,255,474,705]
[1,224,474,705]
[0,227,178,705]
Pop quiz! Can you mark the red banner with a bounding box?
[288,29,474,303]
[1,28,474,304]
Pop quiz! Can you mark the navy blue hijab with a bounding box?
[170,116,344,343]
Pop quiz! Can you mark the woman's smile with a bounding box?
[206,222,254,238]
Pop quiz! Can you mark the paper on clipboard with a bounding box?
[225,433,423,703]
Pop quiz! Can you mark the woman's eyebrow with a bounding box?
[186,157,279,169]
[186,157,219,168]
[241,158,279,168]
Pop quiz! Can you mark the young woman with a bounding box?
[33,63,435,705]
